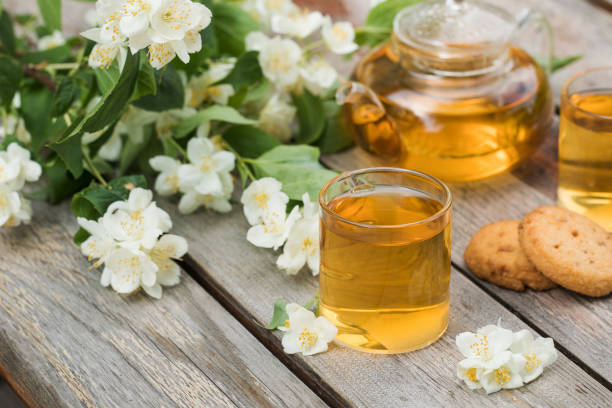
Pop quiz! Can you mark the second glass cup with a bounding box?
[558,67,612,230]
[319,168,452,354]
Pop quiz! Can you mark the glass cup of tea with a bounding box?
[318,168,452,354]
[558,67,612,230]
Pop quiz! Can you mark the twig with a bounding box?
[23,65,57,91]
[82,147,107,186]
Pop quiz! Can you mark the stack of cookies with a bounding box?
[464,206,612,297]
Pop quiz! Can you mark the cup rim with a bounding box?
[319,167,452,229]
[562,66,612,120]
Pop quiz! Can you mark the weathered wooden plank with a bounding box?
[0,202,326,408]
[0,379,25,408]
[168,199,612,407]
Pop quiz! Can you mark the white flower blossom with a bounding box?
[145,233,188,298]
[77,188,188,298]
[178,137,235,196]
[271,9,323,39]
[456,324,514,362]
[277,193,320,275]
[0,188,32,227]
[510,329,558,383]
[77,216,116,272]
[281,303,337,356]
[258,94,296,142]
[479,351,525,394]
[187,59,237,107]
[105,247,159,294]
[83,0,212,69]
[0,143,40,228]
[240,177,289,225]
[38,30,65,50]
[103,188,172,250]
[299,57,338,95]
[0,115,30,145]
[150,156,182,196]
[245,31,270,52]
[456,322,557,394]
[258,36,302,89]
[242,0,296,30]
[1,143,41,190]
[246,205,300,250]
[321,18,358,55]
[178,171,234,214]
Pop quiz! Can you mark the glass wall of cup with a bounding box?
[319,167,452,353]
[558,67,612,230]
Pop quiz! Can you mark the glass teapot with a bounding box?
[337,0,554,182]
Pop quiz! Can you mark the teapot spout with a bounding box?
[336,82,387,124]
[336,81,401,158]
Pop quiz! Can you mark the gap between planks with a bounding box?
[179,254,350,408]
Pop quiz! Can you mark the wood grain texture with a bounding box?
[0,202,325,408]
[168,198,612,407]
[0,379,25,408]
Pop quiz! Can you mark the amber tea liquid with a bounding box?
[347,46,553,181]
[319,185,451,353]
[559,92,612,230]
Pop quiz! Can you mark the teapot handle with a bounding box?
[515,8,554,74]
[336,82,402,158]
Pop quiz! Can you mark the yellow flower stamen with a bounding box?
[298,328,317,349]
[493,367,511,386]
[465,368,478,382]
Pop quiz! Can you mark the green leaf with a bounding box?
[357,0,422,47]
[71,175,147,219]
[94,61,120,95]
[51,76,81,117]
[222,125,279,158]
[303,290,319,314]
[292,89,326,144]
[73,228,91,245]
[210,2,258,56]
[551,55,582,73]
[22,45,71,64]
[265,299,288,330]
[61,51,139,142]
[119,126,151,174]
[0,56,22,108]
[44,156,92,203]
[50,132,83,178]
[0,10,15,54]
[174,105,257,138]
[131,57,157,100]
[36,0,61,31]
[251,145,338,200]
[218,51,262,89]
[318,100,354,154]
[132,64,183,111]
[20,85,53,150]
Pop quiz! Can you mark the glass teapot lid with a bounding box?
[393,0,518,76]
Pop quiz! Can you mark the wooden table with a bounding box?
[1,0,612,407]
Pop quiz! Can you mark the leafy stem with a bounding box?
[1,108,8,135]
[166,136,187,159]
[46,62,80,71]
[82,147,107,186]
[223,142,257,182]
